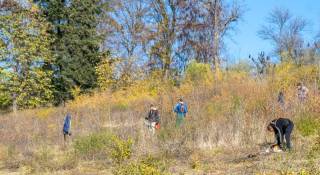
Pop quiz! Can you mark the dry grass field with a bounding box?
[1,66,320,175]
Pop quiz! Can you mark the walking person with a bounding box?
[267,118,294,151]
[174,98,188,127]
[63,113,72,143]
[277,90,285,110]
[144,104,160,134]
[297,82,309,102]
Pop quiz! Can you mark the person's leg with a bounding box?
[144,120,151,131]
[176,115,182,127]
[63,132,67,146]
[151,122,156,135]
[285,123,294,150]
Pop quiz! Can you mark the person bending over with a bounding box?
[267,118,294,150]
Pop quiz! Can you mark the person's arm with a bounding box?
[185,104,188,113]
[275,132,281,146]
[146,111,150,120]
[174,104,178,113]
[62,118,65,131]
[69,120,71,132]
[305,87,309,96]
[155,111,160,123]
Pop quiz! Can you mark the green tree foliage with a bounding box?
[37,0,108,104]
[0,3,53,110]
[185,61,214,85]
[96,57,118,90]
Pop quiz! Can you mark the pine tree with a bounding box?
[37,0,107,104]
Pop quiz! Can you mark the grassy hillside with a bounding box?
[0,63,320,174]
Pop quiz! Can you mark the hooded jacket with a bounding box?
[63,114,71,133]
[269,118,293,147]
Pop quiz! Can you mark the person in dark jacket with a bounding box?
[267,118,294,150]
[144,104,160,134]
[63,113,72,142]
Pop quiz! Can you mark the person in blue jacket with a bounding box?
[63,113,72,142]
[174,98,188,127]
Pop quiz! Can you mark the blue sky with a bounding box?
[225,0,320,64]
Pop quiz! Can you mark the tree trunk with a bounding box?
[213,0,221,79]
[12,93,17,115]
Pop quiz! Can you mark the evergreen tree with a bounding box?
[37,0,108,104]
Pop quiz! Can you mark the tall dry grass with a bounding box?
[0,62,320,174]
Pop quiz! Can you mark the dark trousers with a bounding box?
[284,123,294,149]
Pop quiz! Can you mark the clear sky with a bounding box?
[225,0,320,64]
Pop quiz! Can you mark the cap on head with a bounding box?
[297,82,302,87]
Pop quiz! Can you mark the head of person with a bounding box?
[297,82,302,89]
[267,124,274,132]
[178,98,183,104]
[279,91,283,96]
[150,104,157,110]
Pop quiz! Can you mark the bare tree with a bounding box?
[102,0,150,84]
[101,0,242,80]
[208,0,242,70]
[250,52,272,75]
[258,8,307,63]
[148,0,178,78]
[177,0,213,64]
[178,0,242,70]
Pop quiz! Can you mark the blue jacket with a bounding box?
[63,114,71,133]
[174,103,188,116]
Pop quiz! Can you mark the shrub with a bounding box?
[74,131,133,163]
[113,155,167,175]
[109,135,133,164]
[73,131,112,160]
[0,90,12,110]
[296,115,320,137]
[273,62,317,90]
[185,61,214,85]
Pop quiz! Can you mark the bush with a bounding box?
[273,62,317,90]
[296,115,320,137]
[0,90,12,110]
[73,131,112,160]
[74,131,133,163]
[109,135,133,164]
[113,155,167,175]
[185,61,214,85]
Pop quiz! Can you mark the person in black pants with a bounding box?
[267,118,294,150]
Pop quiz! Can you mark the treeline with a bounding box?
[0,0,319,111]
